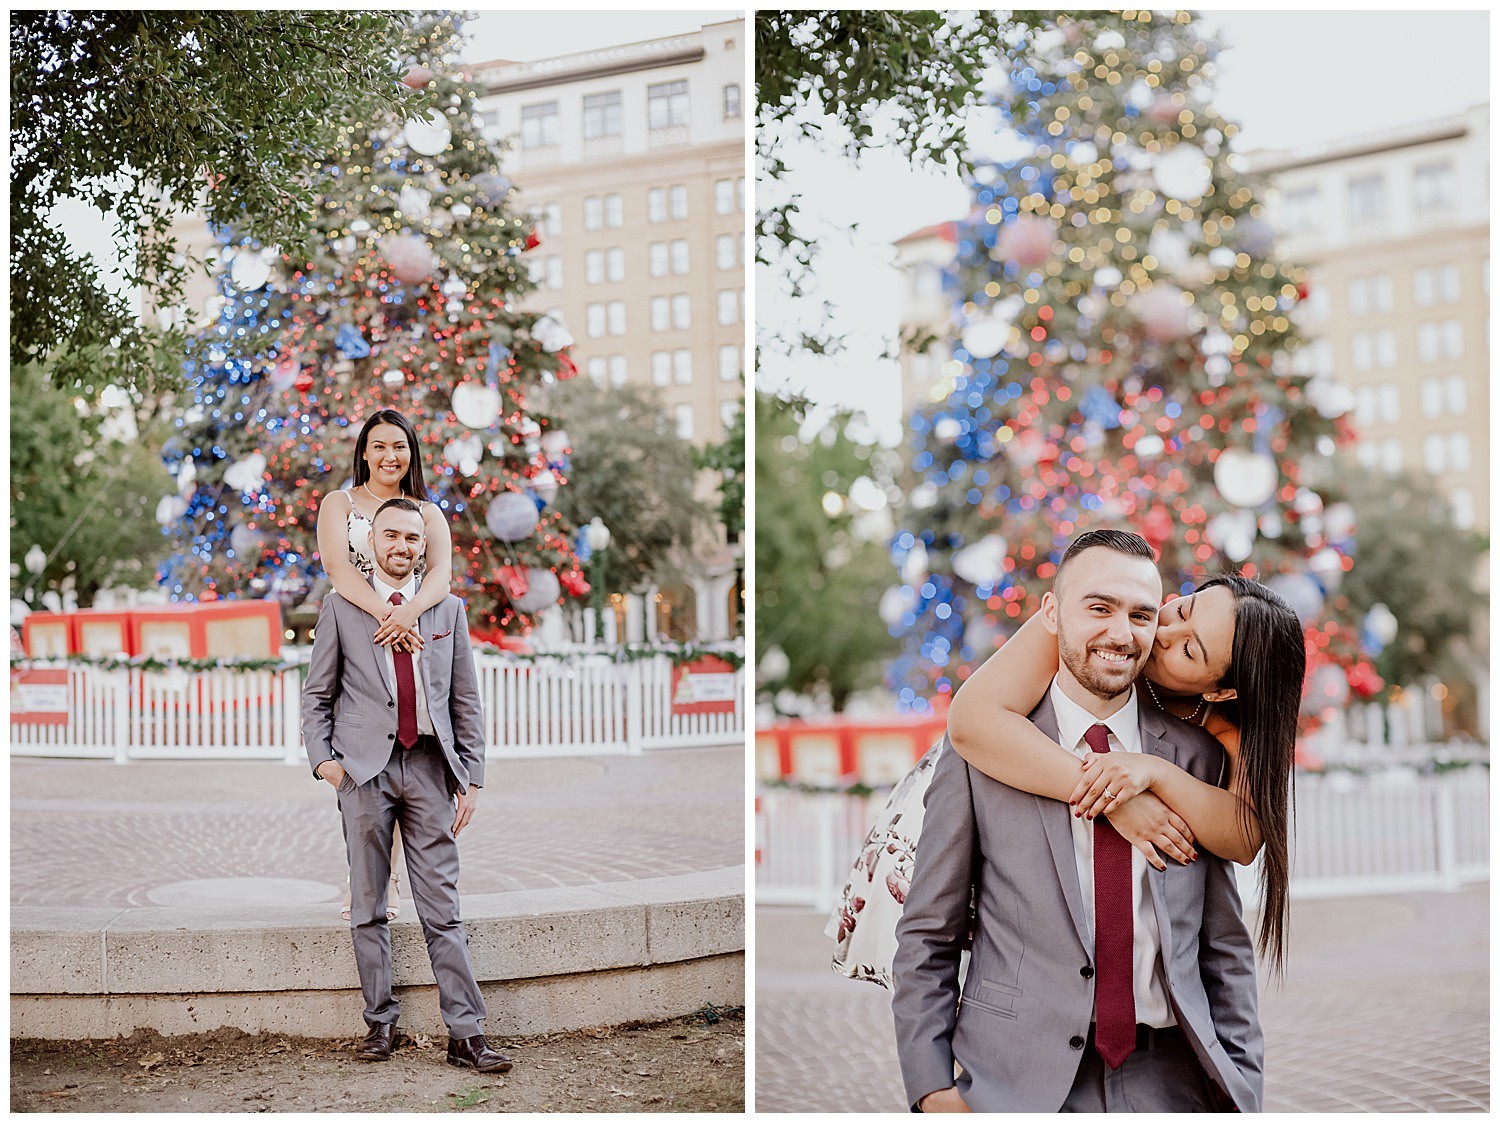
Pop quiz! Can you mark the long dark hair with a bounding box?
[1198,574,1305,976]
[352,409,429,502]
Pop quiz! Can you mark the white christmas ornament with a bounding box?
[1129,285,1194,342]
[223,453,267,495]
[512,568,561,614]
[961,295,1023,358]
[229,250,273,291]
[403,111,452,156]
[451,382,502,429]
[900,541,929,584]
[485,492,539,541]
[1305,376,1355,419]
[530,469,559,504]
[1152,143,1213,202]
[540,429,571,458]
[908,483,939,510]
[995,213,1059,268]
[156,494,188,526]
[1267,572,1325,625]
[397,185,432,220]
[177,459,197,496]
[879,585,917,627]
[531,314,574,353]
[230,524,261,555]
[1093,265,1123,288]
[381,234,436,284]
[444,435,482,468]
[951,534,1009,587]
[1133,434,1165,458]
[1214,448,1279,508]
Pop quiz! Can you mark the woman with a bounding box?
[316,408,456,920]
[829,574,1305,984]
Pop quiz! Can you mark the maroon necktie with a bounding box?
[1087,722,1136,1069]
[388,592,418,749]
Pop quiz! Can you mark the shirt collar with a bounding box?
[1049,676,1140,756]
[371,571,418,606]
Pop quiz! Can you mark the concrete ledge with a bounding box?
[12,867,744,1040]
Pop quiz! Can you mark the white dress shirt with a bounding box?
[1048,677,1175,1029]
[371,572,435,738]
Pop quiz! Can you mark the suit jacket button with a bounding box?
[387,733,395,739]
[388,701,395,708]
[1069,1035,1085,1050]
[1080,966,1095,979]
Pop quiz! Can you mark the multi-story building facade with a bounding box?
[470,20,746,642]
[1250,102,1489,536]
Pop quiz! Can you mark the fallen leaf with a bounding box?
[138,1053,164,1069]
[40,1089,75,1099]
[609,1088,634,1098]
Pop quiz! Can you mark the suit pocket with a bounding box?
[337,772,358,794]
[960,977,1022,1019]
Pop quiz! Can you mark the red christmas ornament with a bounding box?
[294,370,314,392]
[1139,504,1174,549]
[559,568,590,597]
[524,229,541,251]
[1346,662,1384,699]
[555,352,578,381]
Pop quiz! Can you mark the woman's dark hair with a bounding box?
[1199,574,1306,976]
[352,409,429,502]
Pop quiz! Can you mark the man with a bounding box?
[892,529,1261,1112]
[303,497,510,1073]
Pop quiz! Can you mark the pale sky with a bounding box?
[459,9,739,63]
[760,9,1491,445]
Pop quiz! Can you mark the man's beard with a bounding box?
[1056,626,1143,700]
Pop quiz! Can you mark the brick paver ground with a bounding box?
[11,748,743,909]
[754,885,1489,1112]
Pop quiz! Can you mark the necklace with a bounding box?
[360,482,402,502]
[1144,676,1207,724]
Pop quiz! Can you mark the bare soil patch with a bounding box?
[12,1008,744,1113]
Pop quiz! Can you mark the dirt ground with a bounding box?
[11,1008,744,1113]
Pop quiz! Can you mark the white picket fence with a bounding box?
[9,651,744,763]
[756,762,1490,911]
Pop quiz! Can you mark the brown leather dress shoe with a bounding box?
[446,1034,513,1073]
[355,1022,397,1061]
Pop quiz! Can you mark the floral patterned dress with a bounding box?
[825,736,947,989]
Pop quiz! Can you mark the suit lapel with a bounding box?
[1139,705,1177,964]
[352,586,395,699]
[1031,698,1092,953]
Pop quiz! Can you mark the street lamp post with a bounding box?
[585,517,612,643]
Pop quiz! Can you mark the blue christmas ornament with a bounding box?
[574,527,593,564]
[1080,384,1123,429]
[335,323,371,358]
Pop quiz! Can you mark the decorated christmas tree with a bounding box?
[888,11,1371,721]
[159,13,587,636]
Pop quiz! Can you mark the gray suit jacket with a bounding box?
[892,698,1263,1113]
[301,583,486,791]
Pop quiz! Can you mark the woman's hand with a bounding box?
[1072,751,1163,820]
[1102,792,1197,871]
[373,600,423,651]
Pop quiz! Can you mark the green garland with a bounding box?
[14,654,299,674]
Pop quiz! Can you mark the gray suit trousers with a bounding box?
[337,740,487,1037]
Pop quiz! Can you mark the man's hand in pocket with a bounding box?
[316,761,347,789]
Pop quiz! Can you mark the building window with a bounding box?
[669,184,688,220]
[647,79,690,129]
[1348,174,1384,224]
[648,188,667,224]
[1423,433,1446,475]
[1356,442,1379,471]
[608,355,627,387]
[1448,432,1470,472]
[587,356,607,385]
[1451,488,1475,529]
[649,242,669,278]
[604,193,623,228]
[650,296,670,332]
[1417,322,1440,362]
[606,300,625,336]
[583,195,603,231]
[737,176,745,212]
[1282,187,1321,233]
[720,400,741,431]
[1380,438,1402,474]
[1348,277,1368,318]
[586,302,606,338]
[606,247,624,283]
[718,344,740,382]
[671,294,691,330]
[1442,319,1463,359]
[521,102,560,149]
[1414,161,1456,211]
[1445,374,1467,414]
[1439,264,1461,303]
[477,108,501,134]
[1354,386,1376,428]
[1414,268,1435,308]
[714,178,735,215]
[651,351,671,386]
[534,203,561,238]
[1377,382,1400,423]
[716,233,737,270]
[723,83,741,119]
[716,289,738,326]
[1421,378,1444,419]
[672,348,692,384]
[582,91,623,139]
[585,250,604,285]
[1374,329,1396,368]
[544,256,562,290]
[1350,332,1372,372]
[670,239,689,274]
[673,403,694,441]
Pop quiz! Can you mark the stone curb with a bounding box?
[12,867,744,1040]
